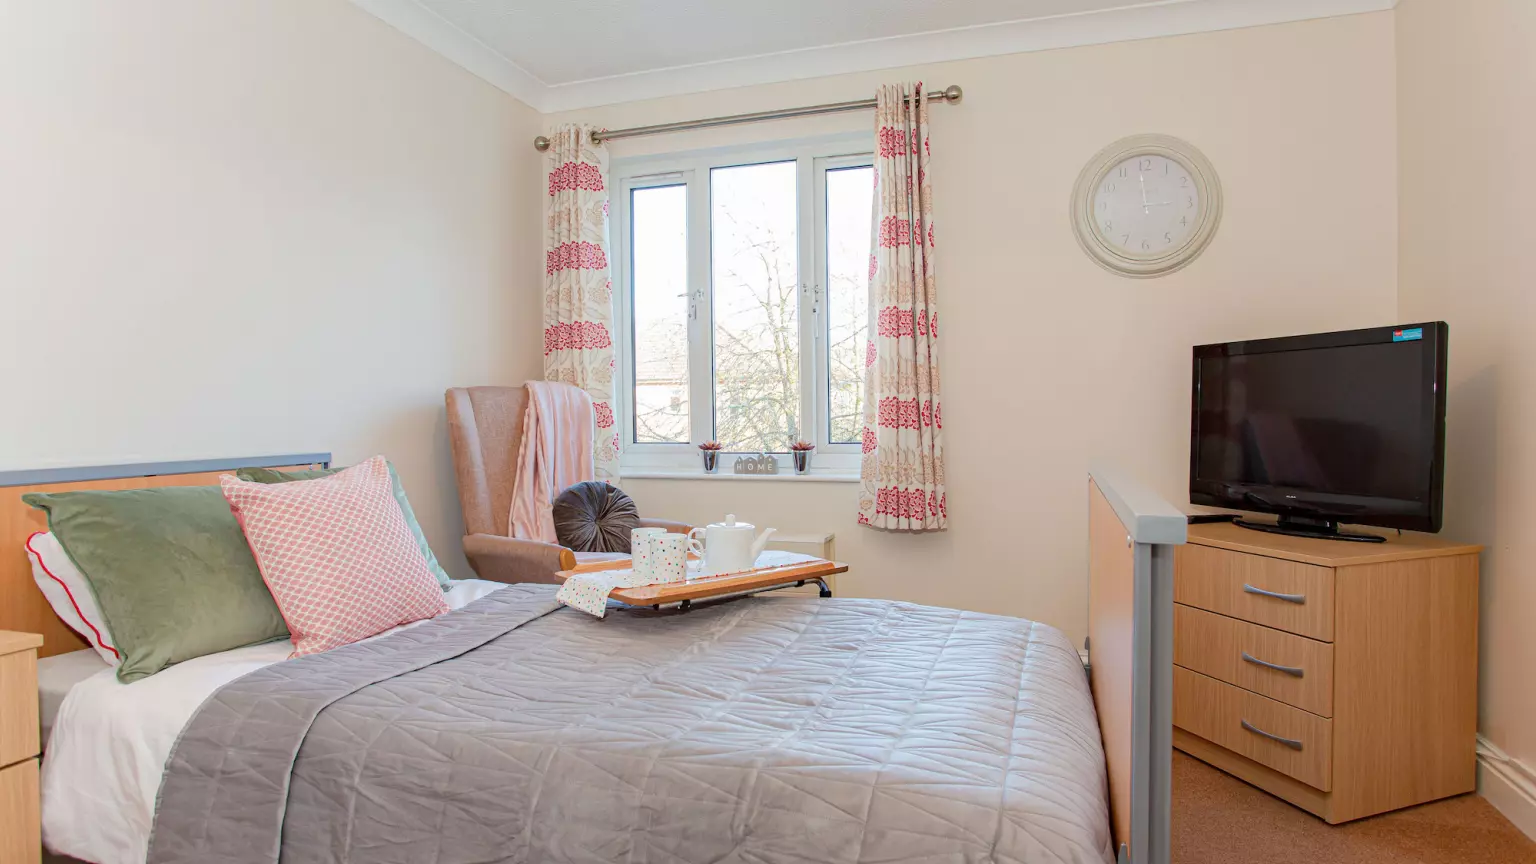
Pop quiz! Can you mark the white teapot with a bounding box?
[688,514,776,575]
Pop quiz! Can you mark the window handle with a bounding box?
[1241,651,1304,678]
[1241,719,1303,751]
[1243,584,1306,604]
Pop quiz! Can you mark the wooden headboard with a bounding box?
[0,455,329,658]
[1087,468,1184,864]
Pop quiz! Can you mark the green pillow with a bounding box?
[235,463,452,589]
[23,487,290,683]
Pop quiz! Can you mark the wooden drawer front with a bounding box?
[0,759,40,864]
[0,651,39,768]
[1174,666,1333,791]
[1174,604,1335,717]
[1175,544,1335,641]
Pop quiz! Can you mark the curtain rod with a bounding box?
[532,84,961,152]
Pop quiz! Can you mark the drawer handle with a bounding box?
[1242,719,1304,751]
[1241,651,1305,678]
[1243,583,1306,604]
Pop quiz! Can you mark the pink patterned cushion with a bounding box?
[221,456,449,657]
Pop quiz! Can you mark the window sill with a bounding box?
[622,470,861,483]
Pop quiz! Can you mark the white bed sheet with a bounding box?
[38,648,110,749]
[41,579,509,864]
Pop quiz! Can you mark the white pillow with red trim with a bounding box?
[221,455,449,657]
[25,531,122,666]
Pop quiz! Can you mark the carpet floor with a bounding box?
[1173,750,1536,863]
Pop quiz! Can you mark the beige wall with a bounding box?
[0,4,1405,651]
[9,0,1525,827]
[0,0,544,576]
[548,13,1400,645]
[1397,0,1536,805]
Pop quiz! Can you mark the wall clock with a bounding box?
[1071,134,1222,278]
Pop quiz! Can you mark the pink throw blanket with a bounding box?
[510,381,595,543]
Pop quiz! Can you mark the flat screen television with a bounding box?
[1189,323,1448,542]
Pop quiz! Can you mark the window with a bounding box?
[630,184,689,444]
[616,140,874,473]
[824,165,875,444]
[711,161,800,452]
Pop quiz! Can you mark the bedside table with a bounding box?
[0,631,43,864]
[1172,523,1479,823]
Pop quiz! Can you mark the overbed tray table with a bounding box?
[556,553,846,610]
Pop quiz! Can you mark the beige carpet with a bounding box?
[1174,751,1536,863]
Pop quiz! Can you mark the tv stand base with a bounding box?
[1232,516,1387,544]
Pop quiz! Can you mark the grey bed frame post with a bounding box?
[1089,466,1184,864]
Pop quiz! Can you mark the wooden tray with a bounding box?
[556,554,847,607]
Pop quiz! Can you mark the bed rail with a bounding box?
[1087,466,1184,864]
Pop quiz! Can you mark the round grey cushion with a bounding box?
[552,481,640,553]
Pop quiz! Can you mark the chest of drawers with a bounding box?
[0,631,42,864]
[1172,523,1480,823]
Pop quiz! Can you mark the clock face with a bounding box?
[1071,134,1222,278]
[1092,154,1200,258]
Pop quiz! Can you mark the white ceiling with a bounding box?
[416,0,1154,86]
[351,0,1397,112]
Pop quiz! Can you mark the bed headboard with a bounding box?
[0,454,329,658]
[1087,467,1184,864]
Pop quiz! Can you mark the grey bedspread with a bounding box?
[148,584,1112,864]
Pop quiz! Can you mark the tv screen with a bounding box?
[1189,323,1447,534]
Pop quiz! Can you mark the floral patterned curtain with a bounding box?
[544,124,619,482]
[857,84,946,531]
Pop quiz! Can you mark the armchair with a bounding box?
[445,386,690,584]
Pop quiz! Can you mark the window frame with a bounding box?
[613,135,872,475]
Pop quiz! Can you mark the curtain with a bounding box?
[544,124,619,482]
[857,84,946,532]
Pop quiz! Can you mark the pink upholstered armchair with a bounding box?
[445,386,690,584]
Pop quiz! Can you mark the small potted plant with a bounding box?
[699,441,722,474]
[789,440,815,475]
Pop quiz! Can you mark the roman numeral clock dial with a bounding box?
[1071,134,1222,278]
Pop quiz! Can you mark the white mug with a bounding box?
[629,527,667,584]
[651,533,700,584]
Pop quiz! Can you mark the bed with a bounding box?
[1,457,1180,864]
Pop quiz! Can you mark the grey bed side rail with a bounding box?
[1091,465,1187,547]
[1088,465,1184,864]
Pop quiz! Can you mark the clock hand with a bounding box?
[1141,184,1176,207]
[1138,174,1150,214]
